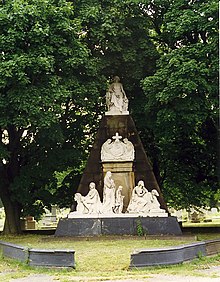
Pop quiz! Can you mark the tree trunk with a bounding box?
[1,188,22,234]
[0,126,24,234]
[0,182,21,234]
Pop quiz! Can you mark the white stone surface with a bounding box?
[69,177,167,218]
[105,76,129,115]
[102,171,116,213]
[67,213,167,219]
[127,180,168,216]
[69,182,101,216]
[127,180,152,214]
[113,186,124,214]
[101,133,135,162]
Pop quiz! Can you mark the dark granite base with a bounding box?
[55,216,182,236]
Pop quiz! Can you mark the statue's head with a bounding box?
[106,171,112,177]
[151,189,159,196]
[113,76,120,82]
[74,193,81,201]
[89,182,96,189]
[138,180,144,187]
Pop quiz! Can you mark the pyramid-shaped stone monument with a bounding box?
[55,76,182,236]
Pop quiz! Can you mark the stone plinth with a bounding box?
[105,110,129,116]
[55,216,182,236]
[102,162,134,211]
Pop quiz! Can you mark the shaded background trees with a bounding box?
[142,0,219,208]
[0,0,100,233]
[0,0,218,234]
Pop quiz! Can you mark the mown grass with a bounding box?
[0,233,220,282]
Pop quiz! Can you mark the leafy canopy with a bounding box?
[142,0,219,209]
[0,0,99,219]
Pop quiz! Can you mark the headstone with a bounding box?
[21,216,36,230]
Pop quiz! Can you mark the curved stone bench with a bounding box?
[130,239,220,268]
[1,238,219,269]
[0,241,75,268]
[0,241,29,262]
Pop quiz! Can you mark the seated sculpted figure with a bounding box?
[74,182,102,214]
[127,180,152,214]
[102,171,116,213]
[106,76,128,114]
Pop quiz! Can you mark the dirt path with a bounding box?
[10,274,220,282]
[9,266,220,282]
[10,274,56,282]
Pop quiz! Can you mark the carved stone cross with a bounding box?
[112,132,122,141]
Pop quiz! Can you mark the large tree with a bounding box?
[141,0,219,209]
[0,0,100,234]
[72,0,159,104]
[0,0,160,234]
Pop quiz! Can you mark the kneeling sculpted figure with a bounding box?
[74,182,102,214]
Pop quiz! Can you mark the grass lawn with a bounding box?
[183,222,220,228]
[0,233,220,281]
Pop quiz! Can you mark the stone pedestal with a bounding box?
[55,216,182,236]
[105,110,129,116]
[102,162,134,211]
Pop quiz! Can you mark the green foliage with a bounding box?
[73,0,159,96]
[0,0,100,223]
[136,217,146,236]
[142,0,219,209]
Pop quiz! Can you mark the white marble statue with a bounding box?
[74,193,86,214]
[150,189,161,210]
[106,76,129,115]
[114,186,124,214]
[147,189,167,215]
[71,182,102,215]
[127,180,152,214]
[127,181,168,216]
[101,138,114,161]
[123,138,135,161]
[101,133,135,162]
[102,171,116,213]
[69,177,167,217]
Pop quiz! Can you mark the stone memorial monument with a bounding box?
[55,76,182,236]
